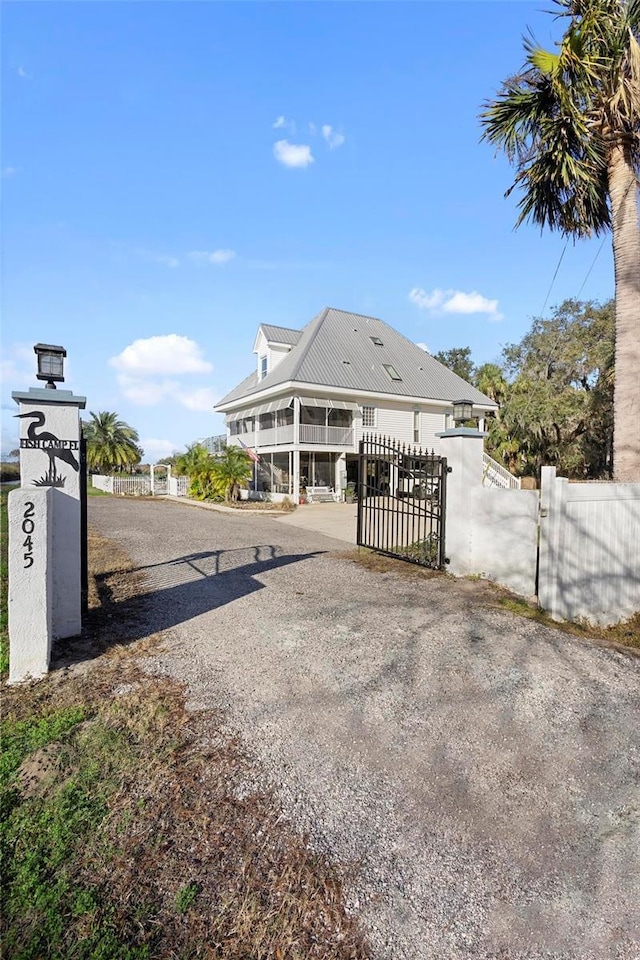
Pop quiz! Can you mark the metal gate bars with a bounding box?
[356,434,448,569]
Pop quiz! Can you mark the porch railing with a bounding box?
[299,424,354,446]
[482,452,521,489]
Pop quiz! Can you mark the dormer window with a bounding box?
[383,363,402,381]
[260,356,267,379]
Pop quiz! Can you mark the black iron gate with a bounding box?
[356,434,448,569]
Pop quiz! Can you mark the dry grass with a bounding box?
[1,528,369,959]
[342,548,640,656]
[337,547,443,580]
[226,499,297,513]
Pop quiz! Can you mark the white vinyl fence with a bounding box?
[440,436,639,626]
[92,475,152,495]
[538,466,640,626]
[168,476,189,496]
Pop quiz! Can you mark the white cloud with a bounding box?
[17,66,32,79]
[416,342,430,353]
[273,139,314,168]
[409,288,446,310]
[187,249,236,265]
[1,342,36,390]
[321,124,345,149]
[140,438,181,462]
[409,287,503,321]
[111,335,217,413]
[273,115,286,129]
[111,334,212,377]
[175,387,219,412]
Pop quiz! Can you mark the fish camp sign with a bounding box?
[16,408,80,489]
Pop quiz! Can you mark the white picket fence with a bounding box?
[168,476,189,496]
[92,475,152,495]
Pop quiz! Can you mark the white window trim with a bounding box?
[362,405,376,428]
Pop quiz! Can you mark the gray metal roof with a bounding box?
[217,308,497,409]
[258,324,302,346]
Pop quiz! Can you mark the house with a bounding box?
[214,307,498,501]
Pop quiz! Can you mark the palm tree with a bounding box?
[174,443,212,478]
[214,445,253,502]
[480,0,640,480]
[83,411,141,474]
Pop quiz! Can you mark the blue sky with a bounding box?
[2,1,614,461]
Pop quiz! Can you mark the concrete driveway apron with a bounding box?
[89,497,640,960]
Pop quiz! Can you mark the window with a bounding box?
[382,363,402,381]
[370,336,384,346]
[413,410,420,443]
[260,356,267,379]
[362,405,376,428]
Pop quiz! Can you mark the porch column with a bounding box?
[293,397,301,503]
[336,452,347,498]
[292,450,300,503]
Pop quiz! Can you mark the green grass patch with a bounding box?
[0,486,18,677]
[87,485,112,497]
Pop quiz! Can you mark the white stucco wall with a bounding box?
[14,390,85,639]
[439,431,539,598]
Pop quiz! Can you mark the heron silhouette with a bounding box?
[15,411,79,486]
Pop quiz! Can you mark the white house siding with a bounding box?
[421,411,448,452]
[268,343,290,372]
[355,402,448,449]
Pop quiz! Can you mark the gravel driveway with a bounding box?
[89,497,640,960]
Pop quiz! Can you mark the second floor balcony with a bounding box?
[228,399,357,450]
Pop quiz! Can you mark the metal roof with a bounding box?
[217,308,497,409]
[258,324,302,346]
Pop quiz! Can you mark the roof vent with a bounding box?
[343,360,351,365]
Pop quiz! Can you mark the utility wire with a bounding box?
[540,239,569,317]
[576,237,606,298]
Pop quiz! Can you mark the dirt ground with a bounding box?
[87,496,640,960]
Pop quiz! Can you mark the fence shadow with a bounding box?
[52,544,325,669]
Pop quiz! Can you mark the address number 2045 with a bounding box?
[22,501,35,569]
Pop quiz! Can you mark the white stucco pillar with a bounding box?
[436,428,485,577]
[12,387,87,640]
[8,488,53,683]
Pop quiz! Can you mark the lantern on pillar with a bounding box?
[34,343,66,389]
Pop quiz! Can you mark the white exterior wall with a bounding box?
[439,431,539,598]
[354,400,448,447]
[539,467,640,625]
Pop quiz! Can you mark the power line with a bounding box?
[576,237,606,298]
[540,239,569,317]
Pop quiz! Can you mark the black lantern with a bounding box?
[34,343,66,389]
[452,398,474,424]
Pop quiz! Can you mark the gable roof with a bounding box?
[217,307,497,409]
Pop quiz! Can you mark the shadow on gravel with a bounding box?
[53,544,326,669]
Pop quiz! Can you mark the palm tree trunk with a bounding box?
[609,142,640,481]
